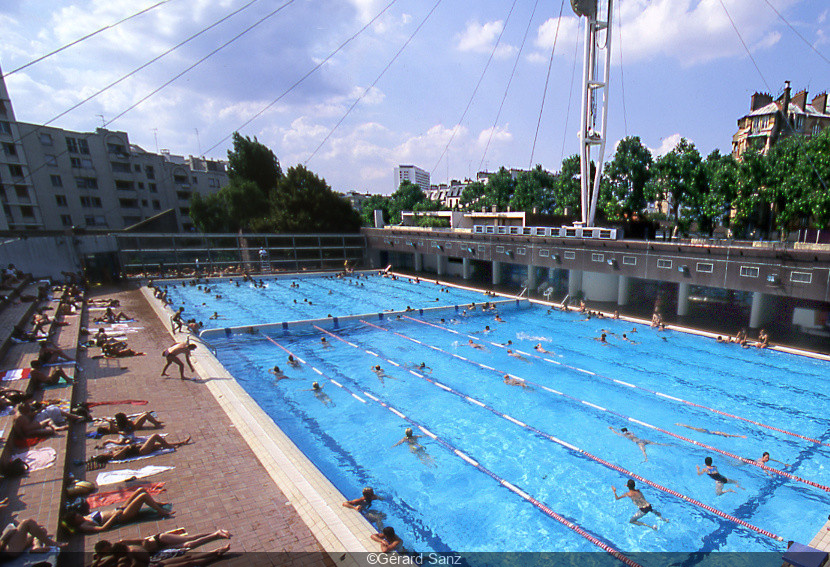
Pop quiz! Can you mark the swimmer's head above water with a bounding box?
[312,382,320,391]
[404,427,414,438]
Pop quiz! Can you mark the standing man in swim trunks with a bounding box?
[612,479,668,530]
[609,427,666,462]
[161,341,197,380]
[697,456,744,495]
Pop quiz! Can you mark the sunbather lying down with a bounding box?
[95,527,231,555]
[97,411,164,437]
[92,541,230,567]
[63,487,173,534]
[92,434,191,464]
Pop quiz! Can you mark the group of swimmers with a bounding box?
[716,328,770,349]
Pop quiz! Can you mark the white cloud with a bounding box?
[648,133,684,157]
[534,16,580,53]
[456,20,516,58]
[476,125,512,148]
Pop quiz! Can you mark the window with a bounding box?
[138,182,144,189]
[84,215,107,227]
[795,115,804,131]
[45,154,58,167]
[122,216,141,225]
[20,206,34,218]
[71,157,93,169]
[814,123,822,137]
[592,253,604,262]
[55,195,68,207]
[179,207,190,215]
[75,177,98,190]
[0,100,6,116]
[111,162,131,173]
[208,178,219,188]
[539,249,549,257]
[107,143,127,155]
[192,176,198,184]
[0,121,11,135]
[70,157,80,168]
[141,199,148,207]
[173,174,188,184]
[516,247,526,256]
[80,196,102,208]
[657,259,673,269]
[118,198,138,208]
[78,138,90,154]
[2,142,17,157]
[39,132,53,145]
[496,246,505,253]
[144,165,155,180]
[176,190,191,200]
[50,175,63,187]
[8,164,23,177]
[60,214,72,227]
[115,180,135,190]
[149,183,157,193]
[207,161,219,172]
[790,271,812,284]
[739,266,759,278]
[564,251,576,260]
[15,186,29,201]
[66,137,78,153]
[696,262,714,273]
[622,256,636,266]
[152,200,160,210]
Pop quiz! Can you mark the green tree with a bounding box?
[190,192,229,233]
[388,180,426,224]
[460,181,487,210]
[802,127,830,229]
[601,136,653,221]
[258,165,360,233]
[732,149,768,237]
[648,138,704,227]
[550,154,583,215]
[228,132,282,197]
[510,165,556,213]
[189,179,269,232]
[360,194,392,226]
[690,150,738,236]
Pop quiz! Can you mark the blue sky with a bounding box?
[1,0,828,195]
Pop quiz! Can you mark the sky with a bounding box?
[0,0,828,195]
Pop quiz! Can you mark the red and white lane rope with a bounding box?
[314,325,786,543]
[403,315,830,448]
[257,331,644,566]
[372,320,829,493]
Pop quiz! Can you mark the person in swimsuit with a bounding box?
[287,355,301,368]
[675,423,745,438]
[503,374,531,389]
[506,349,528,362]
[94,528,231,555]
[269,366,289,381]
[161,342,197,380]
[612,479,668,530]
[468,339,485,350]
[342,487,382,511]
[392,427,435,467]
[94,434,191,463]
[306,382,334,407]
[0,516,66,557]
[97,412,164,439]
[609,427,666,462]
[697,456,744,495]
[534,343,551,353]
[370,526,401,553]
[64,487,172,533]
[754,451,791,469]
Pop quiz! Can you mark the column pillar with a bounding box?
[492,261,502,286]
[617,275,632,306]
[749,291,777,328]
[436,254,445,277]
[462,257,471,280]
[568,269,582,297]
[677,282,690,317]
[413,252,422,272]
[527,265,537,292]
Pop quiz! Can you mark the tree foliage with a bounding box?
[601,136,653,220]
[227,133,281,197]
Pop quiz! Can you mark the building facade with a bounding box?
[0,65,228,232]
[732,81,830,158]
[394,164,430,193]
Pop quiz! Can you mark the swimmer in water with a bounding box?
[675,423,745,438]
[621,334,638,344]
[305,382,334,407]
[754,451,791,469]
[269,365,289,381]
[506,349,528,362]
[342,487,382,512]
[534,343,551,353]
[609,427,667,462]
[372,365,393,384]
[468,339,485,350]
[287,355,301,368]
[209,311,219,320]
[612,479,668,530]
[320,337,332,348]
[503,374,531,389]
[416,362,432,374]
[595,333,609,344]
[697,456,743,495]
[392,427,435,467]
[494,315,504,323]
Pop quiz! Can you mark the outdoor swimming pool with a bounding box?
[176,274,830,563]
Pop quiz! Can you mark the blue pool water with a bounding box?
[163,273,489,328]
[179,274,830,561]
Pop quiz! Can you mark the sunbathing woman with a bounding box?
[92,541,230,567]
[0,516,65,557]
[94,528,231,556]
[63,487,172,533]
[97,412,163,438]
[93,434,190,463]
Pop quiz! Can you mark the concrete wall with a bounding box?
[0,234,119,280]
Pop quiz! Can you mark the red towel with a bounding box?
[86,482,166,509]
[87,400,148,408]
[14,436,45,449]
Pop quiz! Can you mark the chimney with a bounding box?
[812,92,828,115]
[782,81,791,117]
[751,92,772,111]
[791,89,808,112]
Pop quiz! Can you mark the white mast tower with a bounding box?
[571,0,613,226]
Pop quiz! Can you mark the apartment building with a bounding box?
[0,66,227,232]
[394,164,430,193]
[732,81,830,158]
